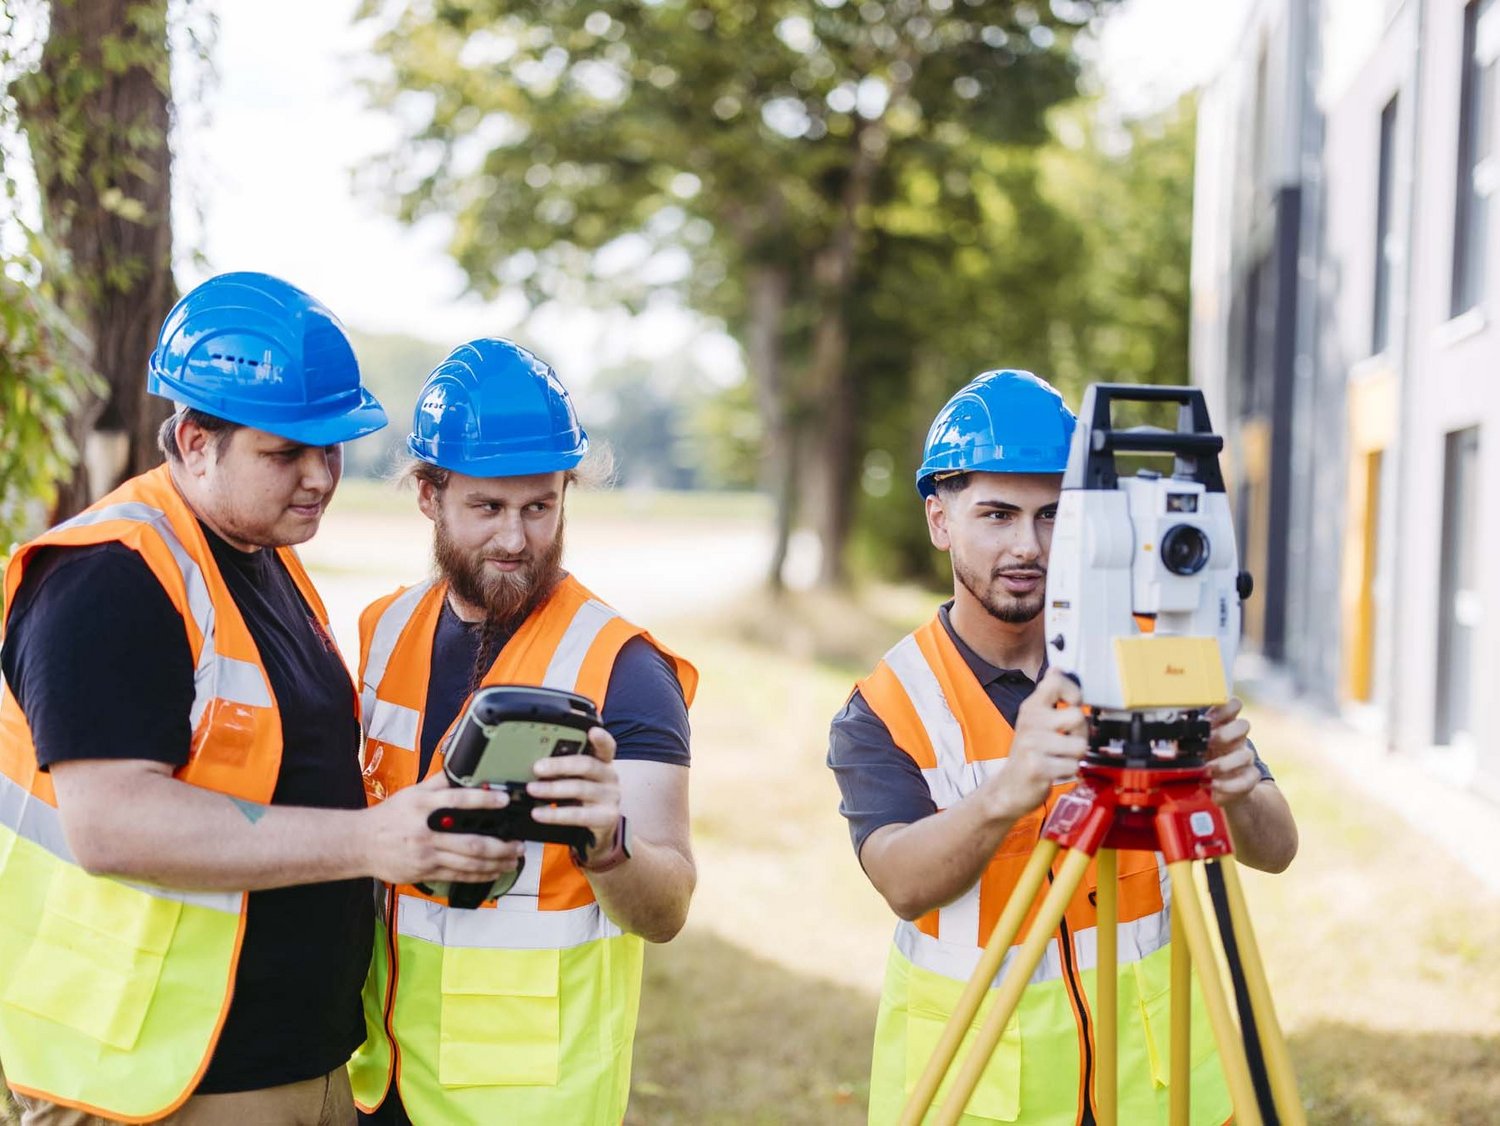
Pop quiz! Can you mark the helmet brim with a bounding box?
[406,434,588,479]
[255,389,389,446]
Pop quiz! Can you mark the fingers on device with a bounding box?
[1044,384,1255,764]
[421,685,601,910]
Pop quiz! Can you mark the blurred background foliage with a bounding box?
[3,0,1195,589]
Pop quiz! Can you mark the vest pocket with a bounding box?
[1131,946,1215,1087]
[3,864,181,1051]
[438,945,561,1087]
[904,966,1021,1122]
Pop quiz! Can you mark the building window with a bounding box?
[1435,427,1481,748]
[1373,95,1399,354]
[1451,0,1497,317]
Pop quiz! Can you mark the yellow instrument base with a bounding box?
[1112,635,1228,708]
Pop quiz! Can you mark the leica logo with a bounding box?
[1164,665,1185,676]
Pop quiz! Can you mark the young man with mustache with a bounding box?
[0,274,516,1126]
[351,338,696,1126]
[827,370,1298,1124]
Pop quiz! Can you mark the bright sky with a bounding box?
[178,0,1247,380]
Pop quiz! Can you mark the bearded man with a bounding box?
[350,339,697,1126]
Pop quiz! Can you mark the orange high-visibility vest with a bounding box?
[349,574,696,1125]
[857,615,1230,1124]
[0,465,340,1123]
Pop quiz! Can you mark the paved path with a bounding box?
[298,504,774,660]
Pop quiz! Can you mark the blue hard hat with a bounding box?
[915,369,1076,497]
[148,272,387,446]
[407,338,588,477]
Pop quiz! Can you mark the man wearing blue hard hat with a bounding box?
[0,273,517,1125]
[350,339,697,1125]
[827,370,1298,1124]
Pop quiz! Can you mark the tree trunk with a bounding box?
[18,0,176,519]
[801,120,891,589]
[746,262,795,591]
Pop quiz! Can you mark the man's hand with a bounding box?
[527,725,623,866]
[1204,696,1259,806]
[985,667,1089,822]
[359,773,523,887]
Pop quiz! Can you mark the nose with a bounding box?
[300,446,339,494]
[489,512,527,555]
[1009,516,1043,564]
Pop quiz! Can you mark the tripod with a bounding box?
[898,756,1305,1126]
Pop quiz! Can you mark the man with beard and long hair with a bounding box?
[350,339,696,1126]
[827,370,1298,1125]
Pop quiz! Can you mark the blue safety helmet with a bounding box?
[148,272,387,446]
[407,338,589,477]
[915,369,1076,497]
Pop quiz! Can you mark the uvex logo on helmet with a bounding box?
[148,271,388,446]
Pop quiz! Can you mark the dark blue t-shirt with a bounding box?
[418,596,691,774]
[1,534,372,1094]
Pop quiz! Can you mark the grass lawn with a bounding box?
[4,573,1495,1123]
[628,588,1500,1125]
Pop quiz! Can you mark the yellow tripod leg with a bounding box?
[1095,849,1117,1126]
[1167,861,1263,1126]
[898,841,1059,1126]
[1170,893,1191,1126]
[933,848,1095,1126]
[1217,858,1306,1126]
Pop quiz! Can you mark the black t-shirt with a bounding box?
[827,602,1273,857]
[418,597,692,775]
[1,532,374,1094]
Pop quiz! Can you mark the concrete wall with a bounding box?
[1192,0,1500,800]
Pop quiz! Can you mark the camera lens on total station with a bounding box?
[1160,524,1210,575]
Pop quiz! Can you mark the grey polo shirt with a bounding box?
[826,602,1271,858]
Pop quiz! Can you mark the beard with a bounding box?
[953,555,1046,624]
[433,511,566,632]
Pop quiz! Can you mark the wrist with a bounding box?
[575,815,631,873]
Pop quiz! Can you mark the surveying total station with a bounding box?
[900,384,1304,1126]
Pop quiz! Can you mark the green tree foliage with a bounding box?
[3,0,204,521]
[356,0,1113,588]
[0,270,100,553]
[1043,94,1196,394]
[848,95,1200,584]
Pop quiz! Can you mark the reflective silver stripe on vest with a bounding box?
[0,772,240,915]
[1068,904,1172,971]
[395,892,622,951]
[884,633,1011,946]
[543,598,618,690]
[56,501,272,725]
[883,635,968,808]
[894,919,1065,987]
[360,581,436,739]
[365,699,421,751]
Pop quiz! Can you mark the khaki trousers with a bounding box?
[9,1067,355,1126]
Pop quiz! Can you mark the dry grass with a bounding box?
[6,512,1496,1124]
[629,590,1500,1124]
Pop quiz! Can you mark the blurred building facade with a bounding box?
[1193,0,1499,800]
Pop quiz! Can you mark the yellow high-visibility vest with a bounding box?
[857,617,1231,1124]
[0,466,338,1123]
[349,575,696,1125]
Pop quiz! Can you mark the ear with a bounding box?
[925,494,951,552]
[415,478,442,523]
[177,418,215,478]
